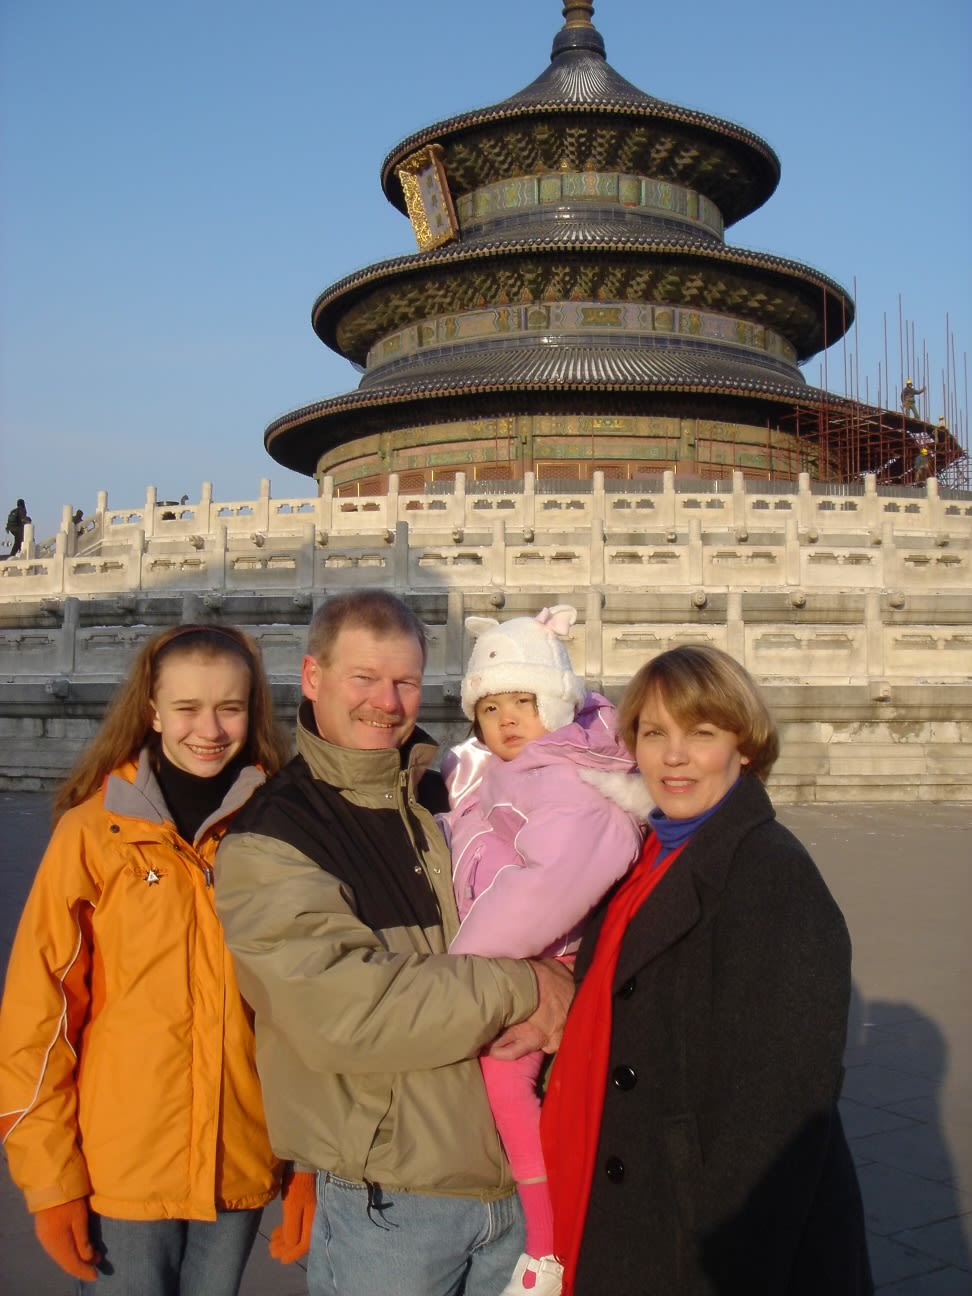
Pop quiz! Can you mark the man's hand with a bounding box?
[488,959,574,1060]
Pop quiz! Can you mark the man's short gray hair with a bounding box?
[307,591,428,667]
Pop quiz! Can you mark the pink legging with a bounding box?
[480,1050,552,1256]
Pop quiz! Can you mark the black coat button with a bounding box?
[605,1155,625,1183]
[612,1064,637,1091]
[110,824,120,833]
[619,977,636,998]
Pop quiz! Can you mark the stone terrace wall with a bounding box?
[1,472,970,800]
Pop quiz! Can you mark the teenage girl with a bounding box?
[0,624,314,1294]
[443,606,652,1296]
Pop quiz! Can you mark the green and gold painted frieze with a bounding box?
[456,172,724,240]
[365,301,797,372]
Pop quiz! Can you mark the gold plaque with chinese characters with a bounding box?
[397,144,459,251]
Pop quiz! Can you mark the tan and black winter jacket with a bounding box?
[214,708,538,1199]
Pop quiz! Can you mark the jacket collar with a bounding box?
[103,748,265,841]
[611,775,776,988]
[295,700,438,800]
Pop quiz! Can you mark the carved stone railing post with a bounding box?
[864,591,885,685]
[662,470,676,529]
[129,530,145,591]
[212,524,228,592]
[446,589,465,679]
[199,481,213,533]
[585,588,603,682]
[393,520,409,588]
[52,531,67,594]
[144,487,157,538]
[732,470,746,529]
[687,516,703,585]
[257,479,271,532]
[863,473,879,529]
[57,597,80,676]
[784,514,801,585]
[523,472,536,534]
[298,523,316,591]
[60,505,77,558]
[797,472,812,531]
[318,475,335,532]
[726,590,744,663]
[490,520,506,587]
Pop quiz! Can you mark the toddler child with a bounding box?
[444,605,652,1296]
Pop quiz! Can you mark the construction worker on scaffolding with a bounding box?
[901,379,925,418]
[912,444,933,485]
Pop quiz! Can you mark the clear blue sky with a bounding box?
[2,0,969,539]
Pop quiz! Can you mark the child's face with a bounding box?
[474,692,548,761]
[150,651,251,777]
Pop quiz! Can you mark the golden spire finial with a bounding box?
[562,2,595,28]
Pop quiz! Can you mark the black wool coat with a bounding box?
[572,774,873,1296]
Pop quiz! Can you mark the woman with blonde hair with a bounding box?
[541,644,872,1295]
[0,624,314,1294]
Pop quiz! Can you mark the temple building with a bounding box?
[0,2,969,800]
[265,1,959,494]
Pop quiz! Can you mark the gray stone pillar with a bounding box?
[454,472,466,533]
[585,588,604,683]
[490,520,506,587]
[522,473,535,533]
[198,481,213,533]
[318,476,334,532]
[57,597,81,676]
[257,478,271,532]
[726,591,745,664]
[446,589,465,679]
[393,520,409,589]
[662,470,676,529]
[298,523,316,592]
[387,473,400,533]
[144,486,157,538]
[687,517,703,585]
[784,514,801,585]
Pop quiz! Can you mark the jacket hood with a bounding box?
[445,692,653,821]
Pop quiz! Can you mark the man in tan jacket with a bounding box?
[215,590,572,1296]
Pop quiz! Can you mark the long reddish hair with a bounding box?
[53,625,291,819]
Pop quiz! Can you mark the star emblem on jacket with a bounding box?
[145,869,161,885]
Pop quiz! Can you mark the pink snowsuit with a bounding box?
[442,692,650,1254]
[445,692,649,960]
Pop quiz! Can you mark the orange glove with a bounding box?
[269,1168,316,1263]
[34,1198,100,1280]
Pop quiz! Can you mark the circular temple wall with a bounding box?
[316,412,826,494]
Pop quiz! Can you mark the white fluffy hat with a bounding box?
[461,605,586,733]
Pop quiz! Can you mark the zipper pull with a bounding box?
[203,865,214,888]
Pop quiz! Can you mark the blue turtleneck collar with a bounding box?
[648,778,743,851]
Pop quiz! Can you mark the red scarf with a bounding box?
[539,834,684,1294]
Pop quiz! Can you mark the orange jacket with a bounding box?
[0,753,281,1220]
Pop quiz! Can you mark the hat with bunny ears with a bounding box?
[461,605,586,733]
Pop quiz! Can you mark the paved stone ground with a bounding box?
[0,792,968,1294]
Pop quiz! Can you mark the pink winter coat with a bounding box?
[443,693,652,959]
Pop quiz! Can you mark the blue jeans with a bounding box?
[75,1208,263,1296]
[307,1173,525,1296]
